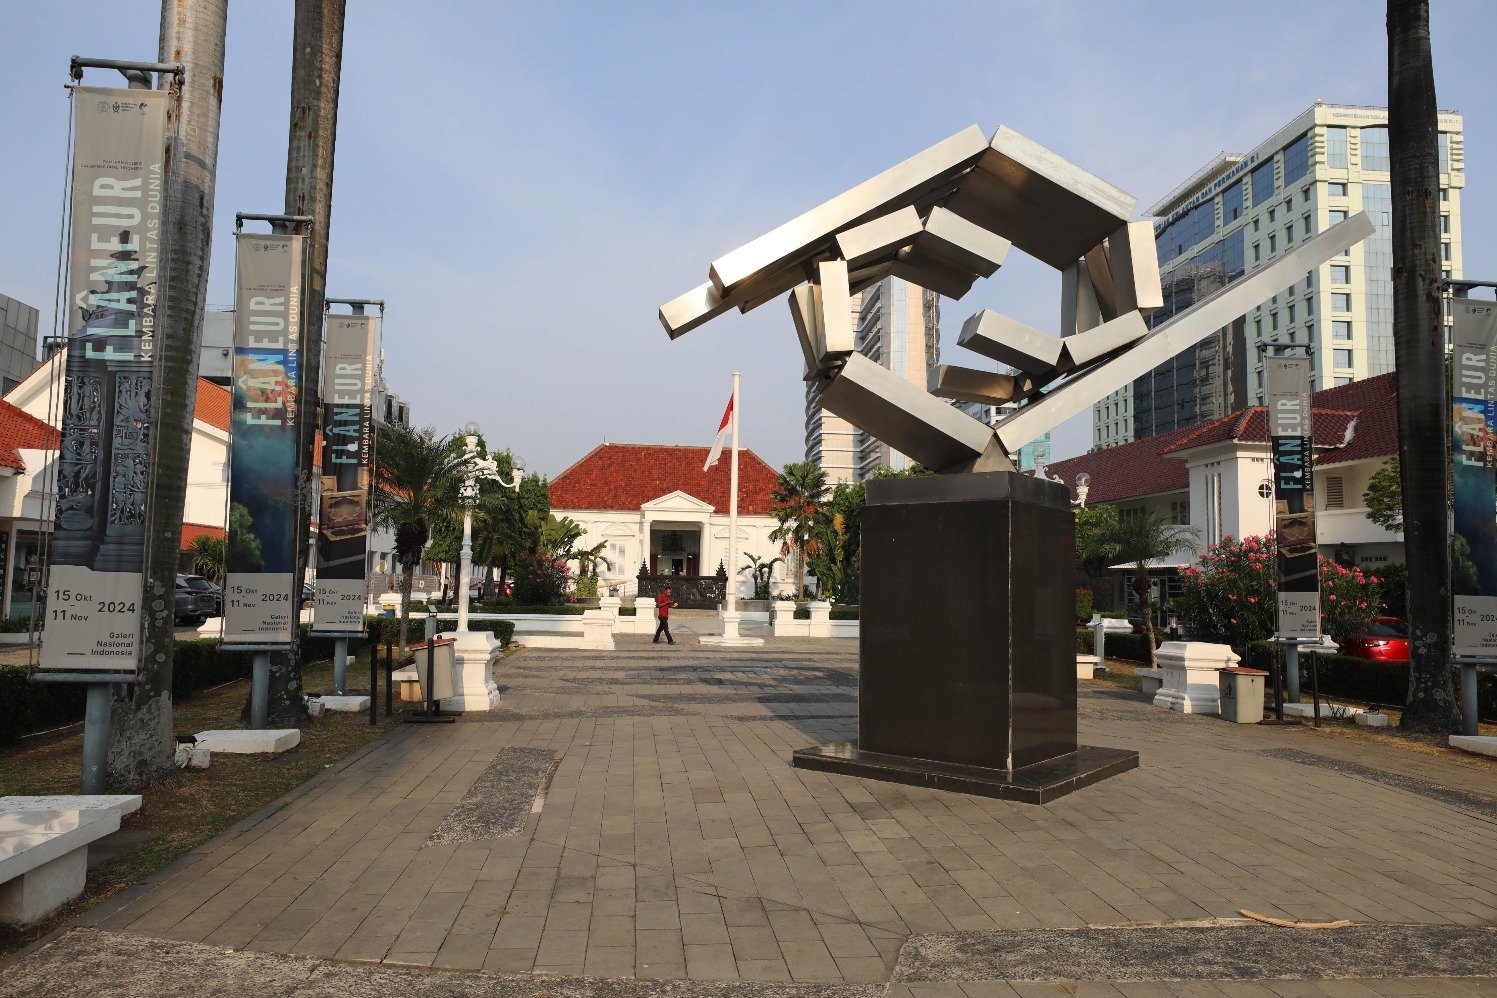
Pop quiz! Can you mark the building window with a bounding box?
[1271,312,1279,331]
[1442,241,1452,261]
[1253,218,1261,232]
[1170,499,1190,525]
[1331,264,1351,284]
[1251,160,1276,206]
[1439,132,1451,174]
[1305,322,1314,340]
[1328,182,1348,197]
[1334,376,1353,387]
[1269,233,1277,253]
[1441,214,1451,234]
[1334,348,1353,368]
[1327,127,1349,169]
[1326,476,1345,509]
[1303,213,1312,235]
[1222,180,1243,224]
[1253,243,1261,263]
[1441,187,1450,203]
[1285,223,1294,244]
[1268,208,1277,223]
[1332,292,1352,312]
[1288,304,1297,323]
[1333,320,1353,340]
[1329,209,1348,225]
[1254,318,1262,338]
[1361,126,1390,171]
[1283,133,1310,184]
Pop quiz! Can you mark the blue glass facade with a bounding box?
[1361,126,1390,172]
[1250,160,1276,207]
[1282,133,1310,185]
[1328,127,1349,168]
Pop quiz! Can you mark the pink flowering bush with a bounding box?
[1176,535,1277,648]
[1177,534,1383,650]
[514,555,573,606]
[1318,556,1380,643]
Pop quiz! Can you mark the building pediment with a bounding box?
[641,490,715,514]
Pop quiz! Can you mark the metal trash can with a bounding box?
[1219,667,1268,723]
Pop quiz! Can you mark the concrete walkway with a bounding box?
[4,641,1495,996]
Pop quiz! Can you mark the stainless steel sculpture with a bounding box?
[661,124,1373,474]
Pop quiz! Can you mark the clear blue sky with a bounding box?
[4,1,1495,477]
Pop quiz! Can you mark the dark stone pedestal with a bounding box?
[791,471,1137,802]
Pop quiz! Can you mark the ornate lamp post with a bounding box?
[457,421,522,633]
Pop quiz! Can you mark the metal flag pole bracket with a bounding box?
[70,56,184,83]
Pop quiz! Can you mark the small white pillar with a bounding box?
[1153,641,1239,715]
[807,600,832,638]
[442,630,502,711]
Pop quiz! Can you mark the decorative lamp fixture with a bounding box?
[1074,472,1091,508]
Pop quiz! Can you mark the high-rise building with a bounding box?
[804,290,862,485]
[0,292,41,397]
[853,277,940,479]
[1094,102,1465,448]
[804,277,941,481]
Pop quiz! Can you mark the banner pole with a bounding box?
[81,682,113,794]
[728,371,740,618]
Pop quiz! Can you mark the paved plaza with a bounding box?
[3,635,1496,995]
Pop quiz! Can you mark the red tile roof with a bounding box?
[1044,372,1401,503]
[550,443,780,515]
[180,522,225,551]
[0,401,59,472]
[1044,422,1200,504]
[194,379,230,431]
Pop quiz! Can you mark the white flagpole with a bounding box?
[727,370,740,618]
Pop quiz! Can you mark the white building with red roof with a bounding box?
[550,443,786,598]
[1047,372,1405,613]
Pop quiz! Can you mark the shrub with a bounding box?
[574,575,599,600]
[1102,631,1158,664]
[0,617,40,634]
[513,555,571,606]
[1074,588,1094,623]
[1375,561,1408,618]
[1076,628,1095,654]
[1318,557,1380,643]
[1241,641,1495,721]
[1176,535,1276,648]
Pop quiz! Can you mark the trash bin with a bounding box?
[381,603,396,617]
[1219,667,1268,723]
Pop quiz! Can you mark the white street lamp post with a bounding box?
[457,421,522,634]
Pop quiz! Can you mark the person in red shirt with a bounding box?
[653,587,677,645]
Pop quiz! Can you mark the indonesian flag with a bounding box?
[703,394,733,470]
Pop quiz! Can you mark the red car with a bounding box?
[1342,617,1410,662]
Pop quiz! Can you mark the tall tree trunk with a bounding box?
[1389,0,1459,732]
[265,0,346,724]
[1135,568,1159,667]
[109,0,227,786]
[398,562,414,660]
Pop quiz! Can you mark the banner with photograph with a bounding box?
[311,314,377,633]
[223,233,304,645]
[1452,299,1497,656]
[1267,355,1320,639]
[41,87,170,674]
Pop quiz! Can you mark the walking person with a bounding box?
[653,586,677,645]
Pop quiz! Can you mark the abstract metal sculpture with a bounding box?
[661,124,1373,474]
[660,125,1373,802]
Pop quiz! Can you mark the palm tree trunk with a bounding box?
[1389,0,1459,732]
[1137,567,1159,667]
[108,0,227,786]
[797,543,806,603]
[398,563,415,660]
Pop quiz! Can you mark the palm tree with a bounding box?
[769,462,829,602]
[372,425,465,658]
[1389,0,1459,732]
[741,554,785,600]
[570,540,613,580]
[190,535,225,583]
[111,1,230,785]
[1111,510,1198,666]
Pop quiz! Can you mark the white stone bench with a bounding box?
[1449,735,1497,758]
[193,729,300,754]
[0,794,142,926]
[1077,654,1099,680]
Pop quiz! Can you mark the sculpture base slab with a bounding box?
[792,740,1138,805]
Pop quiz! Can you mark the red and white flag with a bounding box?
[703,394,733,470]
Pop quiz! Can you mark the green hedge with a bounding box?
[1097,631,1159,664]
[473,602,584,615]
[1241,641,1496,721]
[620,607,636,617]
[791,607,861,620]
[361,614,514,650]
[0,617,40,634]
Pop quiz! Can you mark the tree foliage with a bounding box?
[769,462,830,601]
[1363,458,1404,531]
[190,535,225,583]
[372,425,465,657]
[1111,509,1198,665]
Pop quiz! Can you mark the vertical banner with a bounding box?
[1452,299,1497,656]
[223,233,304,644]
[1267,355,1320,639]
[311,314,377,633]
[42,88,169,674]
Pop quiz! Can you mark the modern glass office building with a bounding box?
[1093,102,1465,448]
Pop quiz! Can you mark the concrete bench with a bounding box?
[0,794,142,926]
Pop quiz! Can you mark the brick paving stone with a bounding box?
[51,643,1497,995]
